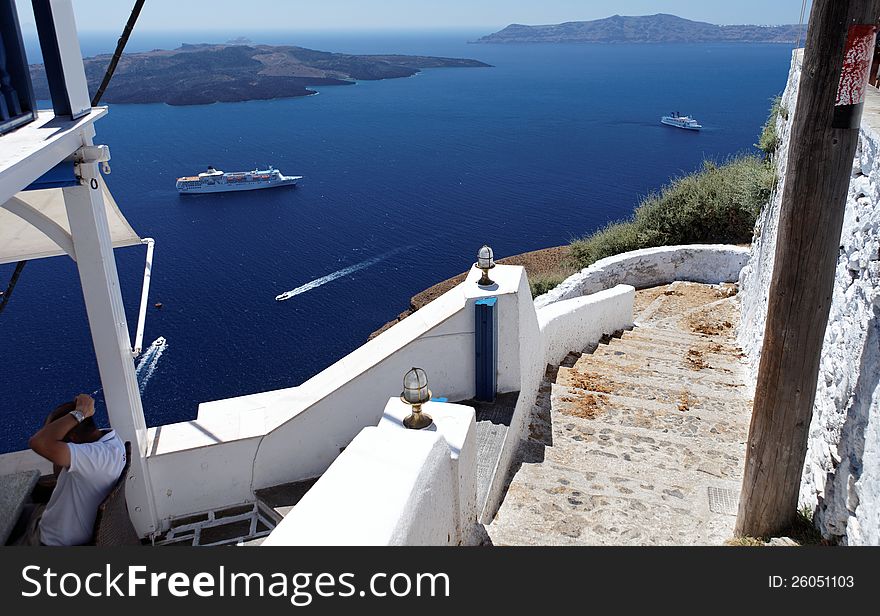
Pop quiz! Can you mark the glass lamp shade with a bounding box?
[477,245,495,270]
[402,368,431,405]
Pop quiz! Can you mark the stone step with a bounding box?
[512,443,743,511]
[624,325,735,348]
[507,457,701,515]
[644,322,736,343]
[545,409,747,481]
[588,342,746,376]
[489,283,749,547]
[555,365,751,414]
[490,457,738,545]
[549,383,750,443]
[568,353,745,391]
[615,333,743,360]
[552,379,751,423]
[526,382,554,447]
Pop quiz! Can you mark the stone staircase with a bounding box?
[487,282,753,546]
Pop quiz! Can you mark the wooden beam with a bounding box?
[736,0,880,538]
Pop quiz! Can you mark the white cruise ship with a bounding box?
[661,112,702,131]
[176,166,302,194]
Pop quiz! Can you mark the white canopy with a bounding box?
[0,177,141,265]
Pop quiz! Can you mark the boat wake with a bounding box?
[135,336,168,394]
[276,248,406,302]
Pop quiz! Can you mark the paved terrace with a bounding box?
[488,282,753,545]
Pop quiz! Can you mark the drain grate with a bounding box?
[707,486,739,516]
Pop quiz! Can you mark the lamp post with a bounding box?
[476,245,495,287]
[401,367,433,430]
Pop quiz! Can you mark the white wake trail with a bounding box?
[276,248,405,302]
[135,336,168,395]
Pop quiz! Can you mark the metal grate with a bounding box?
[707,486,739,516]
[157,501,280,546]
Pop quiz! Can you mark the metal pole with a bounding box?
[132,238,155,356]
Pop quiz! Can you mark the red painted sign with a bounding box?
[836,24,878,107]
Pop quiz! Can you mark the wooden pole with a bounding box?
[736,0,880,539]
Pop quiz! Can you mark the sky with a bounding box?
[16,0,813,33]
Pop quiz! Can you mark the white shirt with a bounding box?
[40,430,126,546]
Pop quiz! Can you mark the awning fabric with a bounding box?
[0,177,141,265]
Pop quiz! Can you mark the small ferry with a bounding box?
[176,166,302,194]
[661,112,702,131]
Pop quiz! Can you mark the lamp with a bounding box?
[401,367,433,430]
[476,245,495,286]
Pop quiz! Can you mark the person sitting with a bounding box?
[19,394,125,546]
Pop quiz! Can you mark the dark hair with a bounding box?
[70,417,98,442]
[48,401,100,442]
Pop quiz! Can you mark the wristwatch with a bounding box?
[69,410,85,423]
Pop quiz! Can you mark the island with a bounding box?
[474,13,801,44]
[28,43,491,106]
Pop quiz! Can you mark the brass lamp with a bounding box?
[401,367,433,430]
[476,245,496,286]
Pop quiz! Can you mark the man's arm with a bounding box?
[29,394,95,468]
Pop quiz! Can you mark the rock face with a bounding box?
[475,14,801,44]
[28,43,491,106]
[739,50,880,546]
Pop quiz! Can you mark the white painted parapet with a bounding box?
[534,245,750,309]
[379,398,478,544]
[262,426,457,546]
[538,285,636,367]
[145,265,538,524]
[0,450,53,476]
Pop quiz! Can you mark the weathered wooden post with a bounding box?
[736,0,880,538]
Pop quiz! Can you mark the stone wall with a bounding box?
[739,50,880,545]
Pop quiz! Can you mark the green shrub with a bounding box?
[756,95,784,158]
[530,272,569,297]
[569,155,775,269]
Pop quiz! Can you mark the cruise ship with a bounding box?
[176,166,302,194]
[661,112,702,131]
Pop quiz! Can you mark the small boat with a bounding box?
[661,112,702,131]
[176,166,302,194]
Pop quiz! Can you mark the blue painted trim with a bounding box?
[475,297,498,402]
[23,161,78,190]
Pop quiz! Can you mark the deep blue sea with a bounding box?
[0,31,794,452]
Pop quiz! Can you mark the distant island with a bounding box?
[475,13,801,44]
[28,43,491,106]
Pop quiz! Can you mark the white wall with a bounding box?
[0,449,53,476]
[144,265,538,523]
[538,284,635,367]
[534,245,750,309]
[739,50,880,545]
[262,427,458,546]
[480,268,545,523]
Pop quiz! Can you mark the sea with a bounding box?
[0,30,795,453]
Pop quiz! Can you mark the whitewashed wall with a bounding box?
[535,245,750,309]
[145,265,542,523]
[739,50,880,545]
[263,427,459,546]
[538,284,635,367]
[481,268,544,523]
